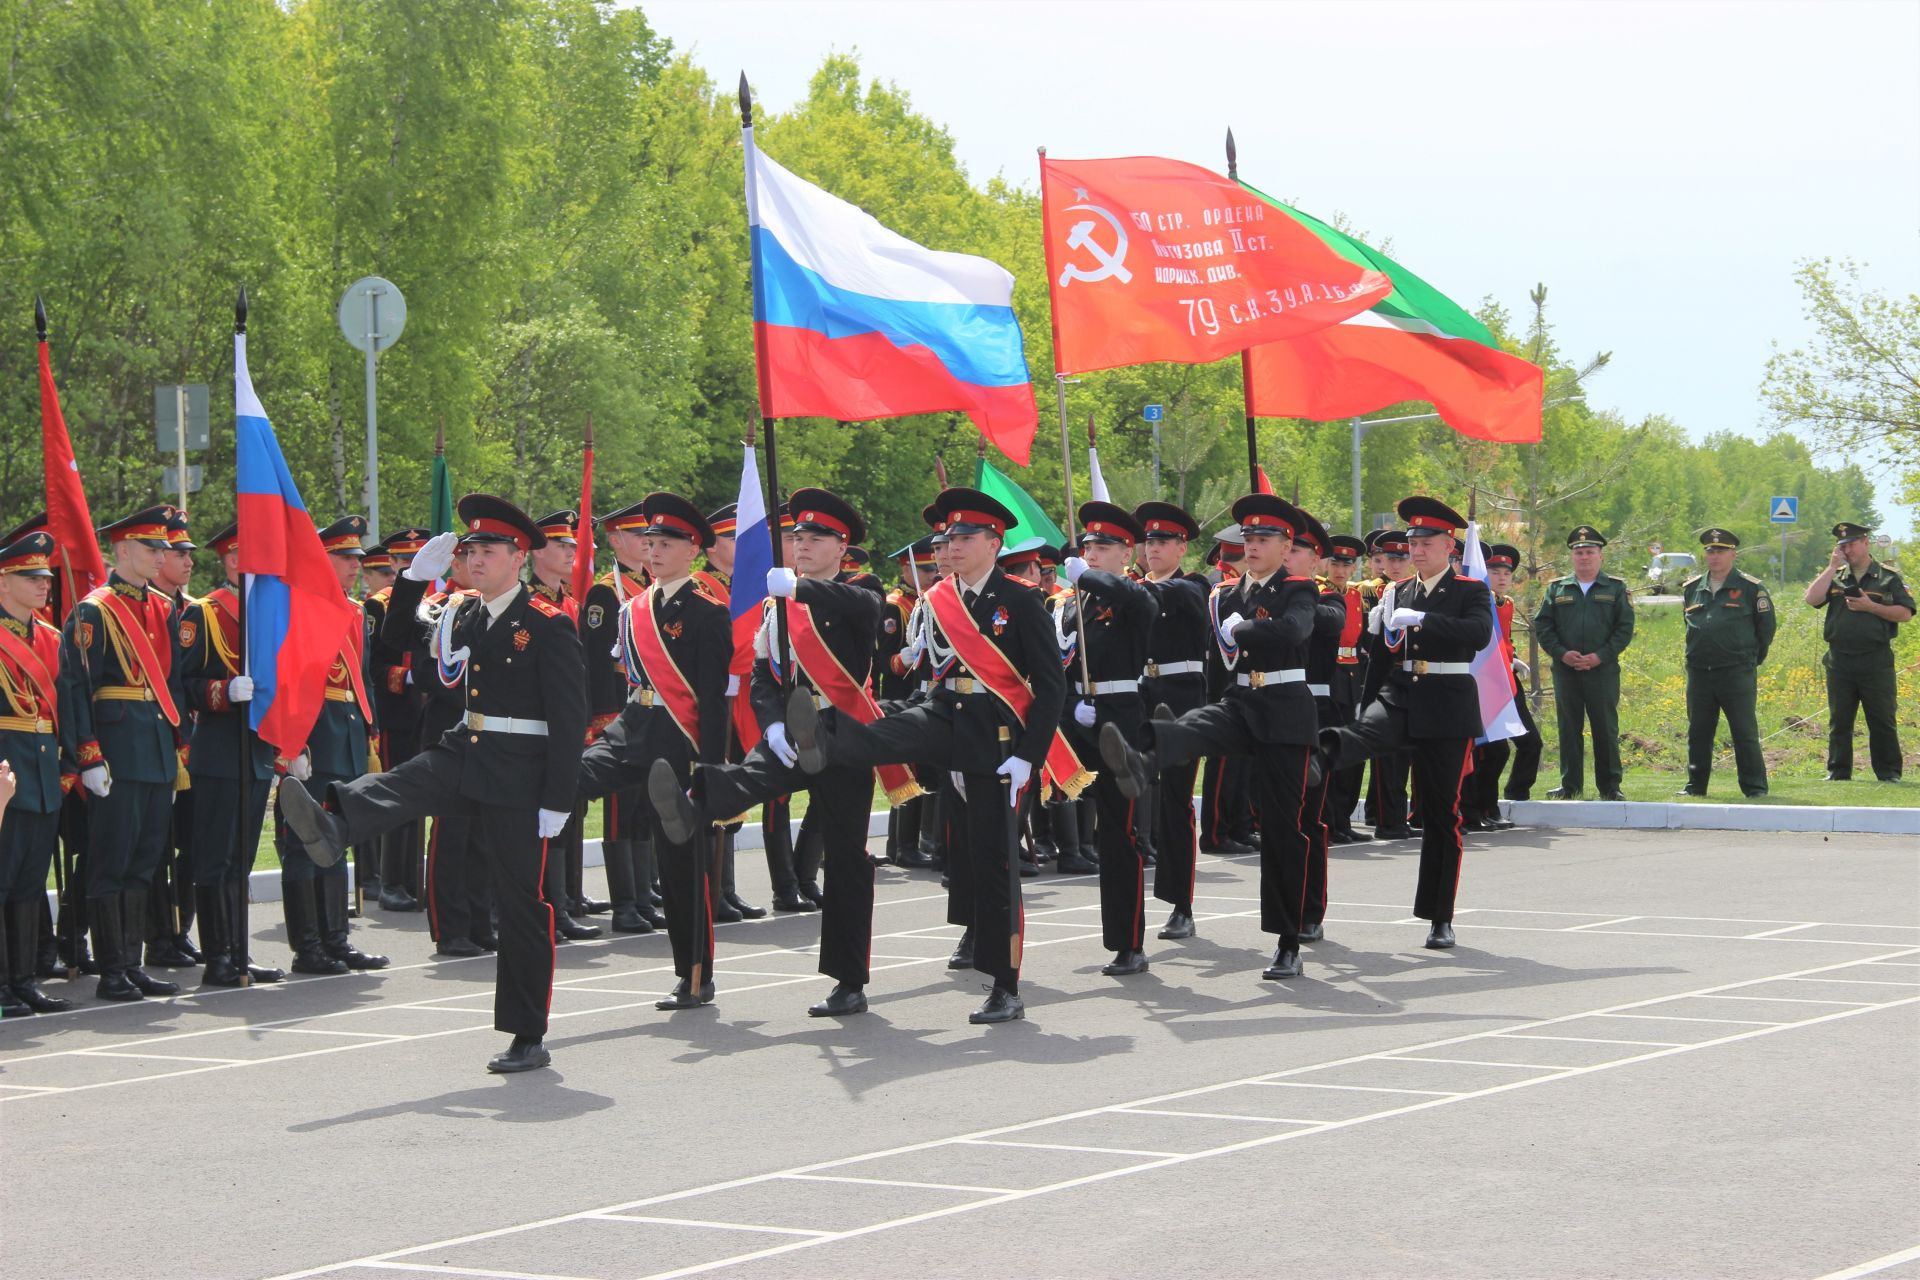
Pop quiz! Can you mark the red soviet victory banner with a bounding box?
[1040,154,1391,376]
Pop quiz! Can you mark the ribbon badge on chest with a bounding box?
[990,605,1009,636]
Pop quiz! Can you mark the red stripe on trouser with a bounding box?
[425,818,442,941]
[539,836,555,1019]
[1450,740,1471,905]
[1202,758,1224,844]
[1126,796,1142,948]
[606,793,622,841]
[1294,750,1312,924]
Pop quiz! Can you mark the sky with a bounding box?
[636,0,1920,535]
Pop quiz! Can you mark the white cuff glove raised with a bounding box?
[1062,556,1089,585]
[81,764,112,798]
[1388,608,1426,631]
[1368,600,1387,635]
[765,721,799,768]
[227,674,254,703]
[1073,700,1097,727]
[995,755,1032,805]
[1217,611,1245,648]
[766,567,797,598]
[403,531,459,582]
[537,808,569,839]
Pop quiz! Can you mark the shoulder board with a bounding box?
[1003,573,1039,591]
[1681,575,1702,590]
[526,593,565,619]
[369,585,393,604]
[691,581,726,607]
[1738,571,1765,586]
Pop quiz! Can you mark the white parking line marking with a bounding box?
[1500,1035,1688,1048]
[1564,916,1642,931]
[1744,923,1819,939]
[1707,994,1877,1007]
[1813,1242,1920,1280]
[1250,1080,1462,1096]
[961,1139,1184,1158]
[1387,1056,1567,1071]
[1787,976,1920,988]
[368,1264,603,1280]
[780,1174,1021,1195]
[1597,1013,1785,1027]
[1116,1107,1320,1125]
[73,1049,249,1064]
[587,1214,830,1237]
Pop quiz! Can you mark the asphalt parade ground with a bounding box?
[3,826,1917,1280]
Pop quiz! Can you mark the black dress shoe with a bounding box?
[797,880,825,908]
[635,905,668,931]
[725,892,766,920]
[1372,825,1414,841]
[328,944,390,971]
[1202,838,1256,856]
[436,937,486,958]
[470,930,500,952]
[144,937,195,969]
[712,898,743,924]
[292,950,349,976]
[1098,723,1149,799]
[609,906,655,934]
[1425,921,1456,949]
[1876,775,1901,783]
[1055,850,1098,874]
[648,760,699,846]
[771,891,818,913]
[555,914,603,942]
[896,848,936,869]
[245,961,286,983]
[1328,829,1356,846]
[1,988,30,1018]
[1461,816,1495,833]
[1261,944,1302,980]
[572,895,611,916]
[1017,857,1040,878]
[200,955,246,988]
[378,886,420,912]
[1100,949,1148,976]
[1676,786,1706,797]
[786,685,831,773]
[968,986,1024,1024]
[125,967,180,996]
[1597,790,1626,801]
[1487,818,1516,831]
[486,1036,551,1074]
[1742,788,1768,798]
[655,977,716,1010]
[947,929,975,970]
[1545,787,1582,800]
[95,972,144,1002]
[1158,907,1195,940]
[278,780,349,867]
[808,982,868,1016]
[11,979,75,1013]
[1298,922,1324,943]
[1825,772,1851,781]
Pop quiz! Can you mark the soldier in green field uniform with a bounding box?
[1533,525,1635,800]
[1678,528,1776,797]
[1804,521,1914,782]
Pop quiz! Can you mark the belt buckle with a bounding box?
[638,689,654,707]
[1412,659,1428,676]
[1248,671,1265,689]
[468,712,485,730]
[952,676,974,694]
[1145,661,1161,678]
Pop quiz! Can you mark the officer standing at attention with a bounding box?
[1533,525,1635,800]
[1804,521,1914,782]
[1679,528,1776,798]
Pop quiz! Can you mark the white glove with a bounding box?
[403,531,459,582]
[1368,599,1387,635]
[286,751,313,782]
[81,764,111,798]
[1074,700,1097,727]
[949,771,967,800]
[766,567,797,598]
[1513,658,1531,679]
[726,674,741,697]
[995,755,1032,804]
[1388,608,1426,631]
[404,669,414,687]
[765,721,799,768]
[537,808,569,839]
[227,674,254,703]
[900,635,926,669]
[1062,555,1089,585]
[1217,611,1245,647]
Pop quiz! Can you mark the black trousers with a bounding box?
[85,779,172,897]
[426,810,488,944]
[189,777,270,885]
[826,700,1025,988]
[1328,759,1364,835]
[762,792,798,896]
[1327,699,1472,923]
[1152,706,1309,944]
[701,726,878,986]
[1199,754,1252,849]
[1502,691,1543,800]
[332,753,555,1037]
[0,807,60,903]
[1067,707,1147,953]
[1366,749,1411,831]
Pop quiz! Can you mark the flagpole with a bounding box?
[1225,129,1262,492]
[36,295,80,968]
[233,287,254,987]
[739,72,789,682]
[1052,375,1096,699]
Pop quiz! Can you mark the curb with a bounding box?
[1502,798,1920,835]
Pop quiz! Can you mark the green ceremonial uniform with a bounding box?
[1814,559,1914,781]
[1533,572,1635,796]
[1681,570,1775,795]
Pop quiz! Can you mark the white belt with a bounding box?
[465,712,549,736]
[1143,660,1205,679]
[1307,683,1330,697]
[1401,660,1471,675]
[1234,668,1306,689]
[1075,678,1139,696]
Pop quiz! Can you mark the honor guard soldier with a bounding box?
[147,508,201,969]
[1133,502,1208,937]
[1805,521,1914,782]
[1461,544,1537,828]
[585,500,662,935]
[1197,525,1257,856]
[1533,524,1635,800]
[1309,497,1493,950]
[758,504,821,913]
[1361,529,1415,838]
[1293,511,1344,942]
[57,505,187,1001]
[1680,528,1776,797]
[276,515,387,975]
[365,528,432,912]
[1320,535,1372,844]
[280,495,588,1073]
[653,489,909,1016]
[779,488,1071,1024]
[527,510,603,942]
[696,502,764,924]
[176,522,285,988]
[1102,493,1320,981]
[0,531,76,1014]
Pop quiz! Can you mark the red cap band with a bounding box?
[1143,519,1188,537]
[946,509,1006,535]
[467,517,531,550]
[646,512,699,539]
[1084,520,1134,546]
[1240,513,1295,535]
[795,509,850,538]
[1407,514,1455,532]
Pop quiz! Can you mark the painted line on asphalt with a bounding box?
[1814,1242,1920,1280]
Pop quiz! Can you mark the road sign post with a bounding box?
[338,277,407,539]
[155,383,209,514]
[1143,404,1163,495]
[1769,495,1798,585]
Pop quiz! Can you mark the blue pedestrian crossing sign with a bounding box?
[1769,496,1798,524]
[1143,404,1163,422]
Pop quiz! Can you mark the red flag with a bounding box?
[39,338,107,619]
[1040,155,1390,376]
[570,432,596,606]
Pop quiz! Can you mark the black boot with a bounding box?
[1158,906,1196,940]
[1075,796,1100,868]
[721,827,763,918]
[196,885,243,987]
[9,901,73,1013]
[1052,799,1097,874]
[602,839,653,934]
[90,895,142,1001]
[378,836,420,911]
[121,890,180,996]
[0,909,30,1018]
[285,879,347,975]
[905,792,941,868]
[232,878,284,982]
[947,927,975,970]
[634,836,667,928]
[321,873,389,969]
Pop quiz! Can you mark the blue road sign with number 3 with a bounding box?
[1769,496,1798,524]
[1143,404,1163,422]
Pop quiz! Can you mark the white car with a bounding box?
[1646,551,1697,591]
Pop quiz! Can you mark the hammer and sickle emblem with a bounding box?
[1057,200,1131,287]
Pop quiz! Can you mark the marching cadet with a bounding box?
[274,516,387,975]
[1533,524,1635,800]
[998,543,1052,878]
[1320,535,1372,844]
[1102,493,1319,982]
[1805,521,1914,782]
[759,505,821,913]
[1678,528,1776,798]
[697,502,764,924]
[1361,528,1415,839]
[1132,501,1208,939]
[584,500,662,935]
[528,510,602,942]
[57,504,187,1001]
[654,489,908,1016]
[1310,497,1493,950]
[1056,502,1157,974]
[279,495,588,1073]
[1197,526,1256,856]
[176,522,285,988]
[0,530,76,1014]
[1016,542,1094,878]
[1295,512,1345,942]
[780,488,1070,1024]
[878,539,928,867]
[1461,544,1535,829]
[365,528,431,912]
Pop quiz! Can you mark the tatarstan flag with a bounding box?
[1240,182,1544,443]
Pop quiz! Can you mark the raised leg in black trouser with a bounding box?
[699,737,877,986]
[1151,707,1308,945]
[1502,692,1542,800]
[576,729,710,982]
[1152,753,1201,908]
[1327,700,1471,923]
[330,753,554,1036]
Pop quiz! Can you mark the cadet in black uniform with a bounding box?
[1311,497,1493,950]
[1133,501,1209,938]
[1361,529,1416,838]
[279,495,588,1074]
[584,501,661,935]
[527,509,602,943]
[366,528,432,913]
[1101,493,1319,982]
[694,502,763,925]
[1320,535,1373,844]
[1294,512,1345,942]
[1197,527,1256,855]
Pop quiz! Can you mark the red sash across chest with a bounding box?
[0,621,59,721]
[785,601,918,803]
[87,586,180,726]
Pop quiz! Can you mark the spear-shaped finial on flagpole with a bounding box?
[235,286,248,334]
[738,71,752,127]
[1225,128,1238,179]
[1468,485,1479,524]
[585,410,594,451]
[1086,411,1097,448]
[34,294,47,341]
[435,414,445,456]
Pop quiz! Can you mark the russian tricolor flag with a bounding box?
[729,445,772,750]
[1460,521,1527,744]
[235,330,360,759]
[743,127,1039,465]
